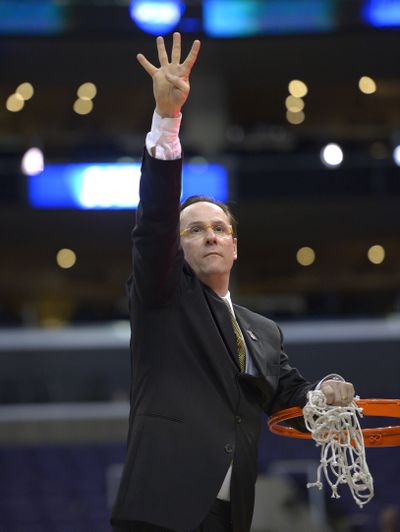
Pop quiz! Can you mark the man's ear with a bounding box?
[233,237,238,261]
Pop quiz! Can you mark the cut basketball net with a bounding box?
[303,374,374,508]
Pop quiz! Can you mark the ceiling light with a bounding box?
[286,110,305,125]
[77,82,97,100]
[296,246,315,266]
[73,99,94,115]
[359,76,377,94]
[367,245,385,264]
[321,143,343,167]
[56,249,77,269]
[285,95,304,112]
[16,82,34,101]
[393,145,400,166]
[21,147,44,176]
[288,79,308,98]
[6,93,25,112]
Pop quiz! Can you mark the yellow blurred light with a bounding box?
[6,93,25,112]
[367,244,385,264]
[56,248,77,269]
[286,110,305,125]
[359,76,377,94]
[288,79,308,98]
[285,95,304,112]
[77,82,97,100]
[296,246,315,266]
[73,98,94,115]
[16,82,34,100]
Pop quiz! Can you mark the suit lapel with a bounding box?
[234,308,266,377]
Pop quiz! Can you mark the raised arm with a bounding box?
[131,34,201,307]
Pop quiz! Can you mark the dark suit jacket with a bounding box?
[111,151,313,532]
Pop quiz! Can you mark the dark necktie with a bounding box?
[224,300,246,372]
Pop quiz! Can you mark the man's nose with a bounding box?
[204,228,217,242]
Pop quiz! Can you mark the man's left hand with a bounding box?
[320,379,355,406]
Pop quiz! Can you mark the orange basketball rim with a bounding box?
[268,399,400,447]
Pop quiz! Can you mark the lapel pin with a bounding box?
[247,330,258,341]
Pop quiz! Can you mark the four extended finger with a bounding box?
[136,53,157,76]
[156,36,169,66]
[183,39,201,72]
[171,32,181,64]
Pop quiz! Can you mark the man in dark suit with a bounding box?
[111,33,355,532]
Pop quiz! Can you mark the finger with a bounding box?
[165,72,188,92]
[171,32,181,64]
[320,383,335,405]
[337,382,354,405]
[182,39,201,72]
[344,382,355,403]
[156,36,169,66]
[136,53,157,77]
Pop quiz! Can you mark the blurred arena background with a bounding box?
[1,0,400,530]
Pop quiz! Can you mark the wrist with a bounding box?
[155,106,181,119]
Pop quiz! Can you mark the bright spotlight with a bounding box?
[321,143,343,168]
[129,0,185,35]
[393,145,400,166]
[21,147,44,176]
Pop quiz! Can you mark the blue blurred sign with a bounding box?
[363,0,400,27]
[203,0,336,37]
[0,0,66,35]
[28,161,228,209]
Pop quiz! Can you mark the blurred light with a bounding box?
[21,147,44,176]
[393,145,400,166]
[363,0,400,27]
[367,244,385,264]
[73,99,94,115]
[321,143,343,167]
[56,248,77,269]
[77,82,97,100]
[286,110,305,125]
[0,1,66,36]
[285,95,305,112]
[359,76,377,94]
[288,79,308,98]
[203,0,336,38]
[296,246,316,266]
[28,162,228,209]
[6,93,24,112]
[16,82,34,100]
[129,0,184,35]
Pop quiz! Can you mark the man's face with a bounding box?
[179,202,238,285]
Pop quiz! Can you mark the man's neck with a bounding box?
[200,274,229,298]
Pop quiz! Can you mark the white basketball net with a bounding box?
[303,378,374,508]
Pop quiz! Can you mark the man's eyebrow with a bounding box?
[186,219,227,225]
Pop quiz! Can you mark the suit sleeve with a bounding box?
[269,325,316,431]
[130,149,184,307]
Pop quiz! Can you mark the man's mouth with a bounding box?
[204,252,221,257]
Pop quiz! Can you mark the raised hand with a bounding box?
[137,32,201,118]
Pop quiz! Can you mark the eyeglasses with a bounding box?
[180,222,233,239]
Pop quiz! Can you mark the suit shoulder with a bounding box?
[233,304,281,337]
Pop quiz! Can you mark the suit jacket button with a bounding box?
[225,444,233,453]
[235,416,242,424]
